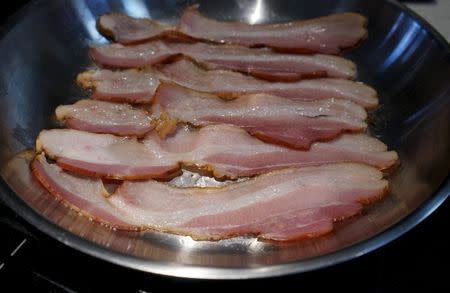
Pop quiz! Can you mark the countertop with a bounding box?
[407,0,450,41]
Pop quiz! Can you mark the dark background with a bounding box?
[0,1,448,292]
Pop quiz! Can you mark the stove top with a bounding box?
[1,1,449,291]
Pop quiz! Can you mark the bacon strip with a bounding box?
[90,41,356,80]
[153,83,367,148]
[178,6,367,54]
[76,68,161,103]
[90,41,174,68]
[36,129,179,180]
[97,7,367,54]
[32,157,388,241]
[159,59,377,108]
[31,154,137,230]
[97,13,175,44]
[77,59,377,108]
[55,99,153,137]
[36,125,397,180]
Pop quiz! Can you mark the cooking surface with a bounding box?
[0,0,449,290]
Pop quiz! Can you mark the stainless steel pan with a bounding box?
[0,0,449,279]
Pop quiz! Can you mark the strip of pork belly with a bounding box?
[104,163,388,240]
[183,203,363,241]
[56,99,153,137]
[32,157,388,240]
[97,13,176,44]
[36,129,179,180]
[31,154,138,230]
[153,83,367,149]
[77,59,377,107]
[178,6,367,54]
[76,68,161,103]
[167,125,397,177]
[202,130,398,177]
[36,125,397,180]
[90,41,356,80]
[159,59,378,108]
[97,8,367,54]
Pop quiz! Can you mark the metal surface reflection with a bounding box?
[72,0,105,42]
[123,0,151,18]
[381,19,425,70]
[0,0,448,279]
[248,0,265,24]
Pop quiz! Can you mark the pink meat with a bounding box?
[36,125,397,180]
[178,6,367,54]
[153,83,367,148]
[31,154,137,230]
[76,68,161,103]
[90,41,174,68]
[32,157,387,241]
[96,7,367,54]
[77,59,377,108]
[56,99,153,137]
[90,41,356,80]
[159,59,378,108]
[184,203,363,241]
[97,13,175,44]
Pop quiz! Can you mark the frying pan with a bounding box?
[0,0,449,279]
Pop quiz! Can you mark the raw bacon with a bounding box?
[160,59,377,108]
[31,154,137,230]
[32,156,387,241]
[153,83,367,148]
[56,99,153,137]
[97,7,367,54]
[178,6,367,54]
[36,129,179,180]
[36,125,397,180]
[30,7,396,243]
[76,68,161,103]
[97,13,175,44]
[90,41,356,80]
[78,59,377,108]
